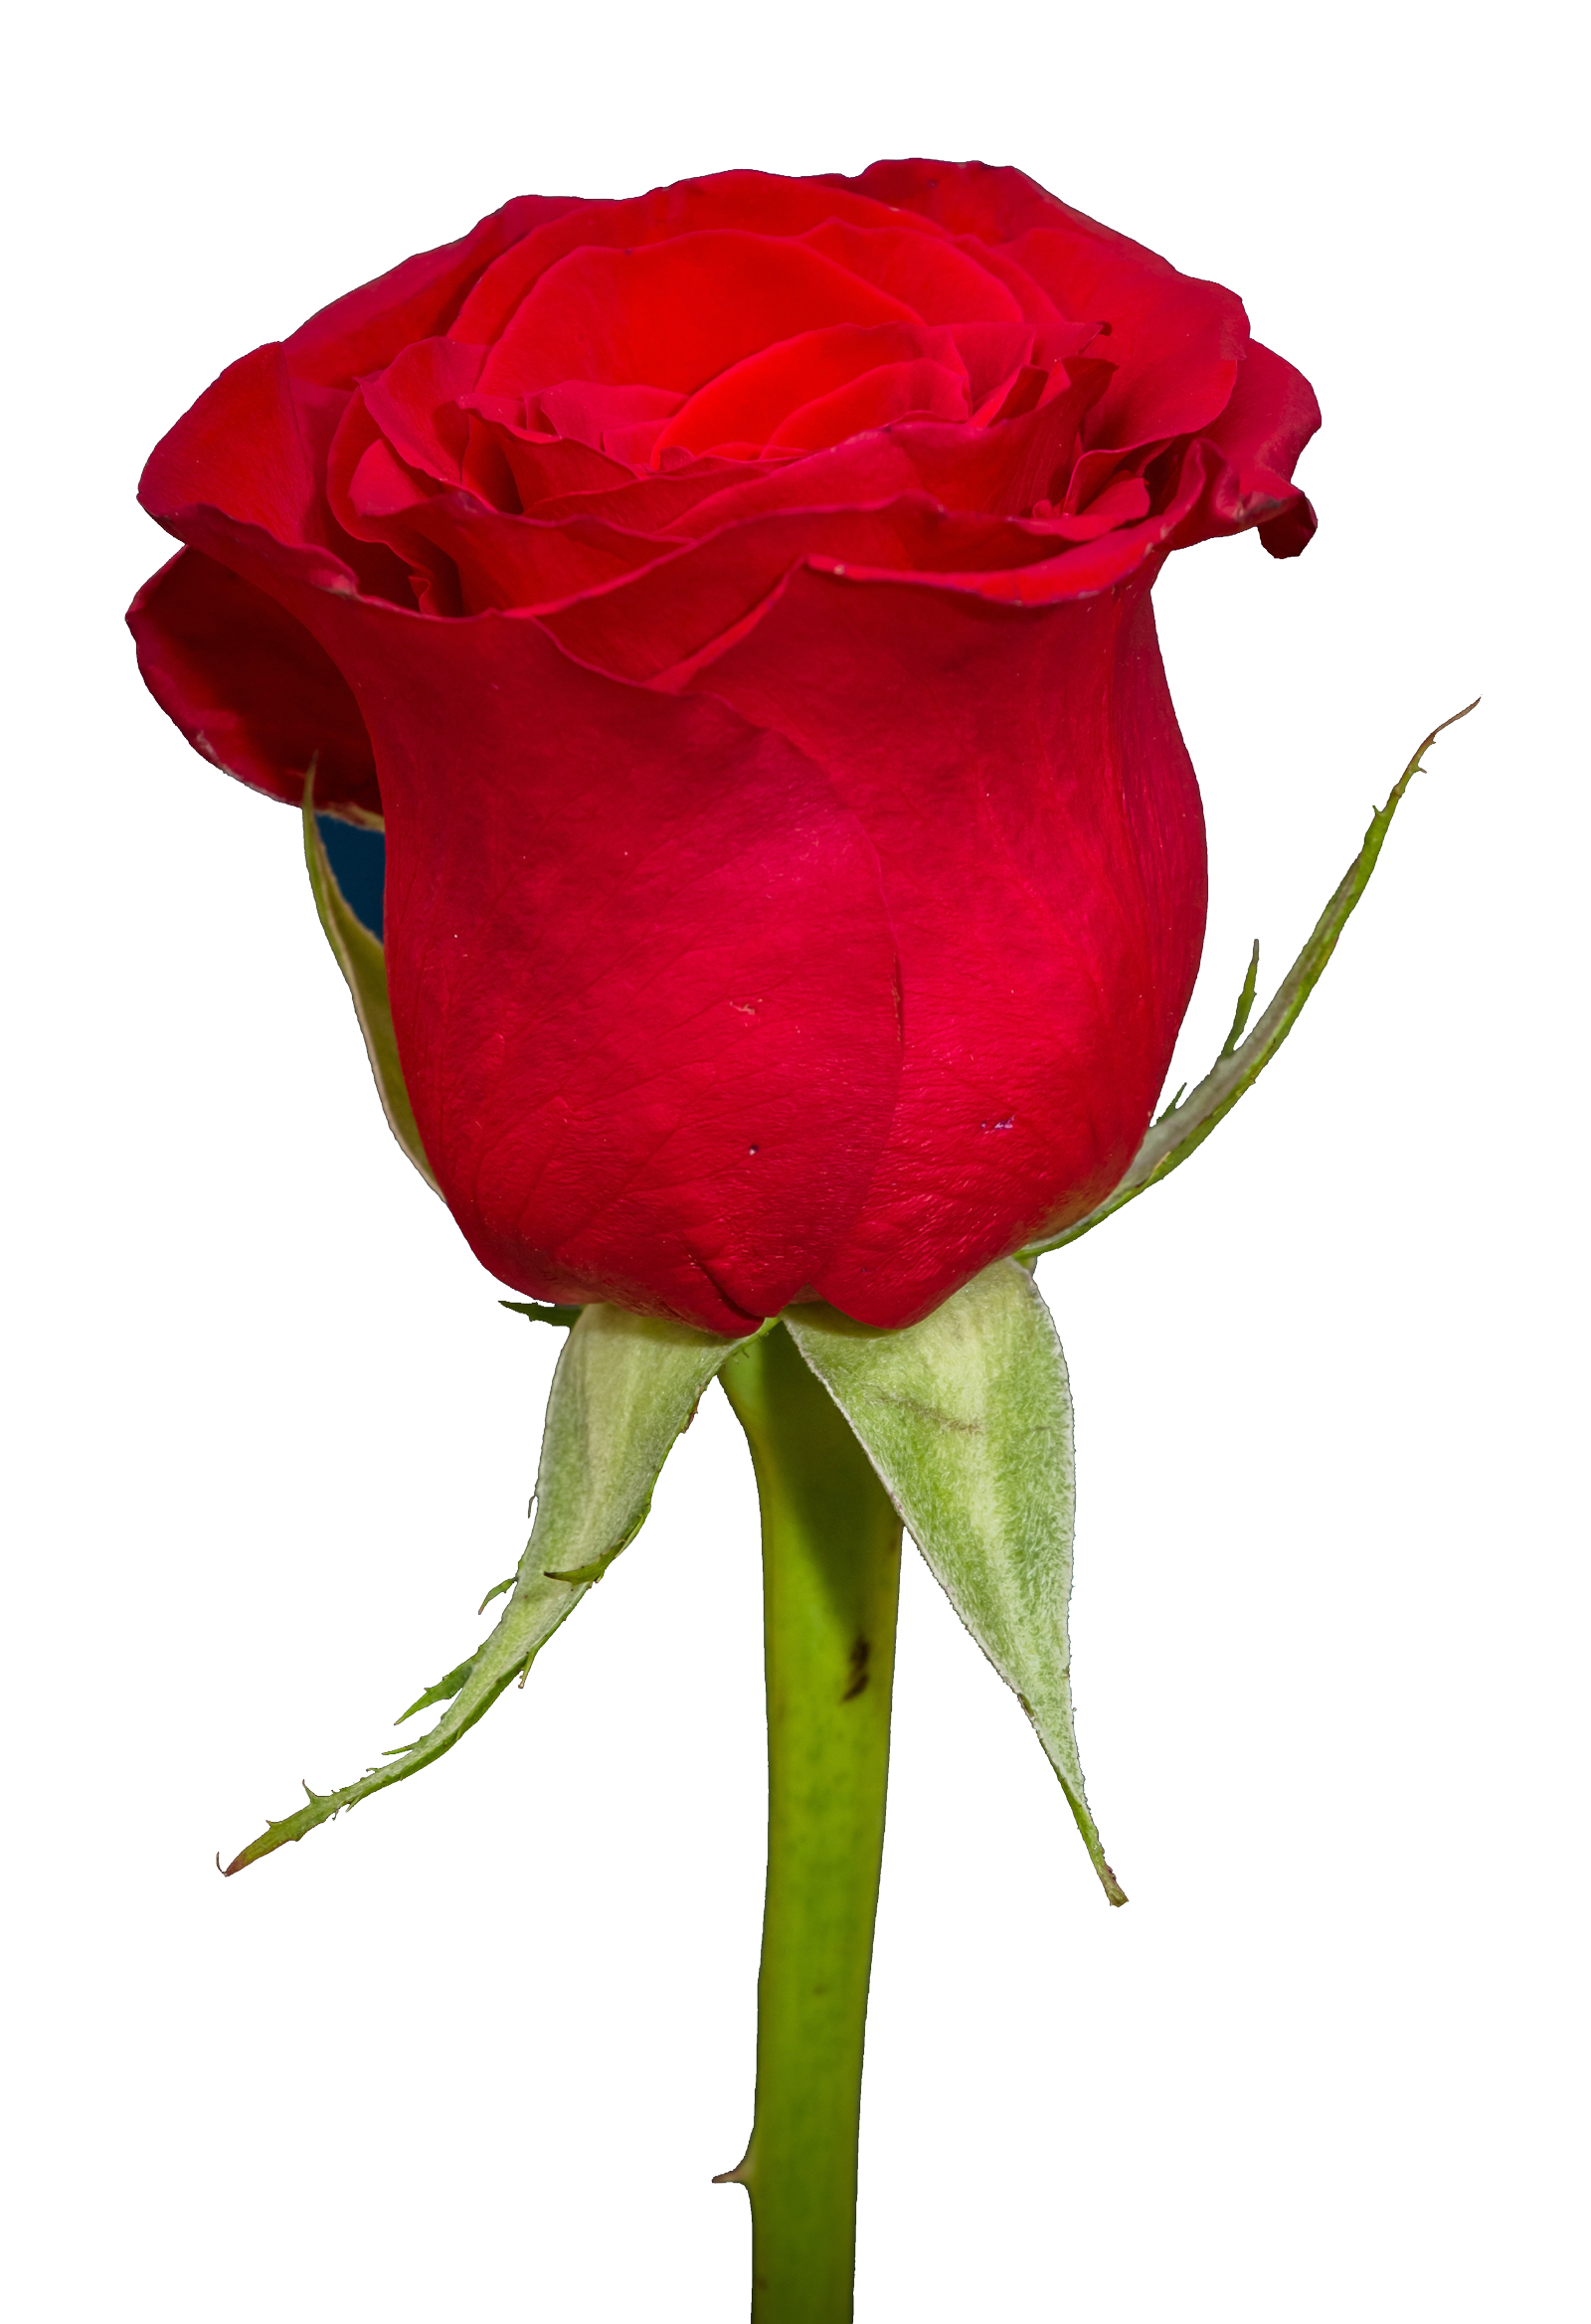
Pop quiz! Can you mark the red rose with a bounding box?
[129,160,1318,1334]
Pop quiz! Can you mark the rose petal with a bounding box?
[1158,341,1321,556]
[285,192,582,390]
[798,220,1024,321]
[127,548,380,812]
[141,342,328,549]
[662,437,927,537]
[522,461,762,532]
[540,497,1063,684]
[451,168,955,345]
[478,231,922,397]
[1258,495,1318,558]
[1005,226,1247,451]
[893,356,1114,515]
[299,595,906,1331]
[360,338,489,486]
[655,321,965,460]
[329,398,676,617]
[806,440,1211,606]
[842,162,1247,453]
[389,497,679,616]
[951,236,1062,322]
[1032,472,1152,541]
[766,359,971,449]
[1198,337,1321,483]
[537,379,685,452]
[465,411,639,507]
[837,158,1065,246]
[681,557,1205,1325]
[950,320,1041,408]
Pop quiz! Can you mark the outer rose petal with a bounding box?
[401,503,679,618]
[284,193,582,389]
[835,157,1096,254]
[541,499,1078,686]
[127,548,380,813]
[1202,338,1322,479]
[297,597,906,1334]
[1001,227,1246,450]
[682,560,1206,1326]
[1196,337,1322,557]
[141,343,329,551]
[1256,495,1318,559]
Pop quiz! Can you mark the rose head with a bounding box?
[130,160,1318,1334]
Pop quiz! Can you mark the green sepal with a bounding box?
[301,771,438,1193]
[501,1300,584,1329]
[224,1305,745,1873]
[1024,701,1478,1258]
[785,1261,1125,1905]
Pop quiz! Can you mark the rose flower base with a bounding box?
[127,161,1469,2318]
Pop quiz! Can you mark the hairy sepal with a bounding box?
[225,1305,743,1872]
[1028,701,1478,1257]
[785,1262,1125,1905]
[302,769,438,1191]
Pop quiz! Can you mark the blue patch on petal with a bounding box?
[317,815,385,940]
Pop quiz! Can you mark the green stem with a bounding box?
[720,1323,904,2324]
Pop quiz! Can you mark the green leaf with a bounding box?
[301,770,438,1193]
[224,1304,744,1873]
[785,1261,1125,1905]
[1023,700,1478,1258]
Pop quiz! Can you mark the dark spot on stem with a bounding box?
[842,1638,870,1700]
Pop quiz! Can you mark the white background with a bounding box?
[6,2,1585,2317]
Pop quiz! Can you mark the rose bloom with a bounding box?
[130,160,1317,1334]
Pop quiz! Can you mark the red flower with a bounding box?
[130,161,1318,1333]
